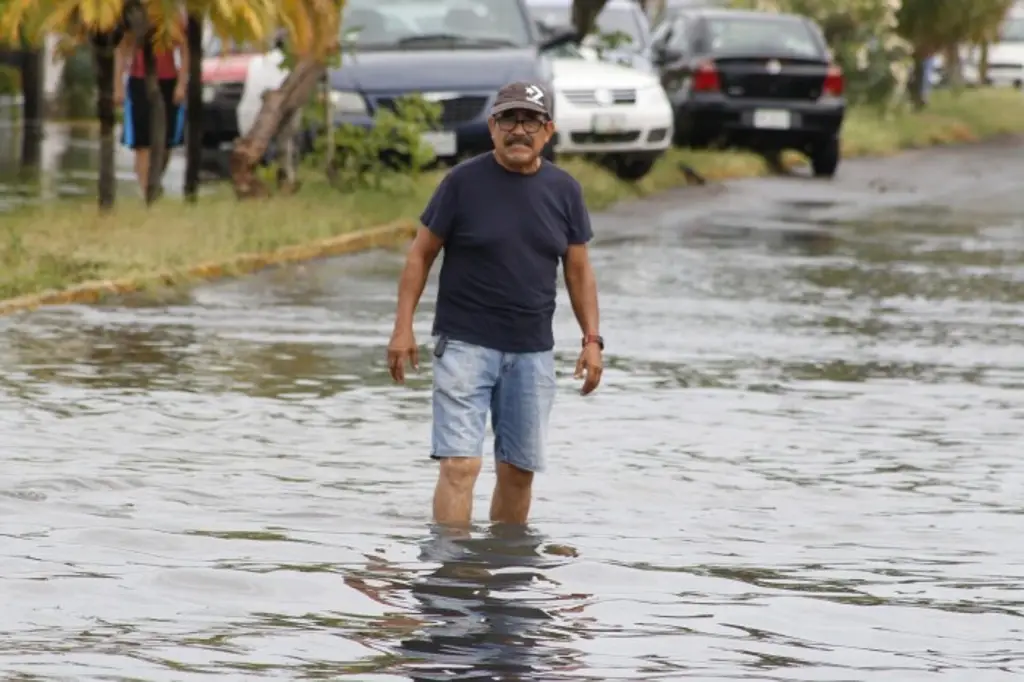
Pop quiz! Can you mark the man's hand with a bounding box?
[114,86,124,107]
[173,81,187,105]
[574,343,603,395]
[387,327,418,383]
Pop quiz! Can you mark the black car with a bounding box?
[651,8,845,177]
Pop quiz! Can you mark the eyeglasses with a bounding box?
[494,114,546,133]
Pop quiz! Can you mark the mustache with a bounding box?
[505,134,533,147]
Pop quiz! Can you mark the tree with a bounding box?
[897,0,1014,105]
[183,12,201,201]
[0,0,278,208]
[572,0,609,36]
[229,0,345,198]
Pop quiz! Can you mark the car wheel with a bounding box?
[810,136,840,178]
[608,154,658,182]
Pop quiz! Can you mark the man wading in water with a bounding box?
[388,82,603,527]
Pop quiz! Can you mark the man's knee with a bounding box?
[496,461,533,488]
[438,457,482,489]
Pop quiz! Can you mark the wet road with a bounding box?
[2,140,1024,680]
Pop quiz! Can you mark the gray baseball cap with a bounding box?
[490,81,552,118]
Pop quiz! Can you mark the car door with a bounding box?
[652,14,695,106]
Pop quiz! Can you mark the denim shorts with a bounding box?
[431,336,557,473]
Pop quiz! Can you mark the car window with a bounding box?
[1000,16,1024,42]
[342,0,533,48]
[666,16,690,50]
[705,16,823,58]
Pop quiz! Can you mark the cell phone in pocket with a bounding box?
[433,336,448,358]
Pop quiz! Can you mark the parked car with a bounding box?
[651,7,845,178]
[200,0,575,166]
[541,38,672,180]
[972,7,1024,88]
[527,0,656,73]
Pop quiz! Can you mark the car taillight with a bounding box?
[692,61,720,92]
[823,65,843,97]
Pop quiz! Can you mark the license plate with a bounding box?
[202,86,215,103]
[592,113,627,133]
[753,109,791,129]
[421,131,456,157]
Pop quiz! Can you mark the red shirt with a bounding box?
[129,46,179,79]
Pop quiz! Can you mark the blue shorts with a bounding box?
[431,337,557,473]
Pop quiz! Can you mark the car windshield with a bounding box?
[341,0,533,49]
[706,16,822,58]
[1000,17,1024,42]
[529,2,644,48]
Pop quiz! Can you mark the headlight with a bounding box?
[202,85,216,103]
[329,90,368,115]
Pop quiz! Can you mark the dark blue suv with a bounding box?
[327,0,575,162]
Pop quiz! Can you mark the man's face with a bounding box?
[489,109,554,167]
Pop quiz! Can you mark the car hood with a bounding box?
[552,57,659,89]
[328,48,545,93]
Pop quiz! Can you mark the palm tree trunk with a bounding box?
[229,57,324,199]
[979,41,990,85]
[184,15,203,202]
[572,0,609,36]
[19,45,43,168]
[92,36,117,212]
[140,41,166,204]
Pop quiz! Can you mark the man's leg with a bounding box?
[431,338,500,527]
[490,350,557,525]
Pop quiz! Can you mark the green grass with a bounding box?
[3,87,1024,303]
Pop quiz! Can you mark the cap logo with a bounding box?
[524,84,544,105]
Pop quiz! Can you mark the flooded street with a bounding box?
[2,140,1023,680]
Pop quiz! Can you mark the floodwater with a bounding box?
[0,120,195,210]
[2,141,1024,681]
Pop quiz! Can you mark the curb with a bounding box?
[0,219,417,317]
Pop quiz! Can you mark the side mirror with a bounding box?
[539,28,581,52]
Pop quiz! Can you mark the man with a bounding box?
[113,24,189,195]
[387,81,603,528]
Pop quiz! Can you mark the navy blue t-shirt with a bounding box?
[419,152,593,354]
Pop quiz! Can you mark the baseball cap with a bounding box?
[490,81,552,118]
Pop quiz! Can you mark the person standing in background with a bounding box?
[113,22,189,195]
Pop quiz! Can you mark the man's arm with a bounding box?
[393,227,444,332]
[563,244,600,337]
[563,177,599,338]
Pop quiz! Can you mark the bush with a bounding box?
[307,93,442,192]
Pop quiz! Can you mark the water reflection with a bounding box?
[0,121,194,209]
[345,525,588,681]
